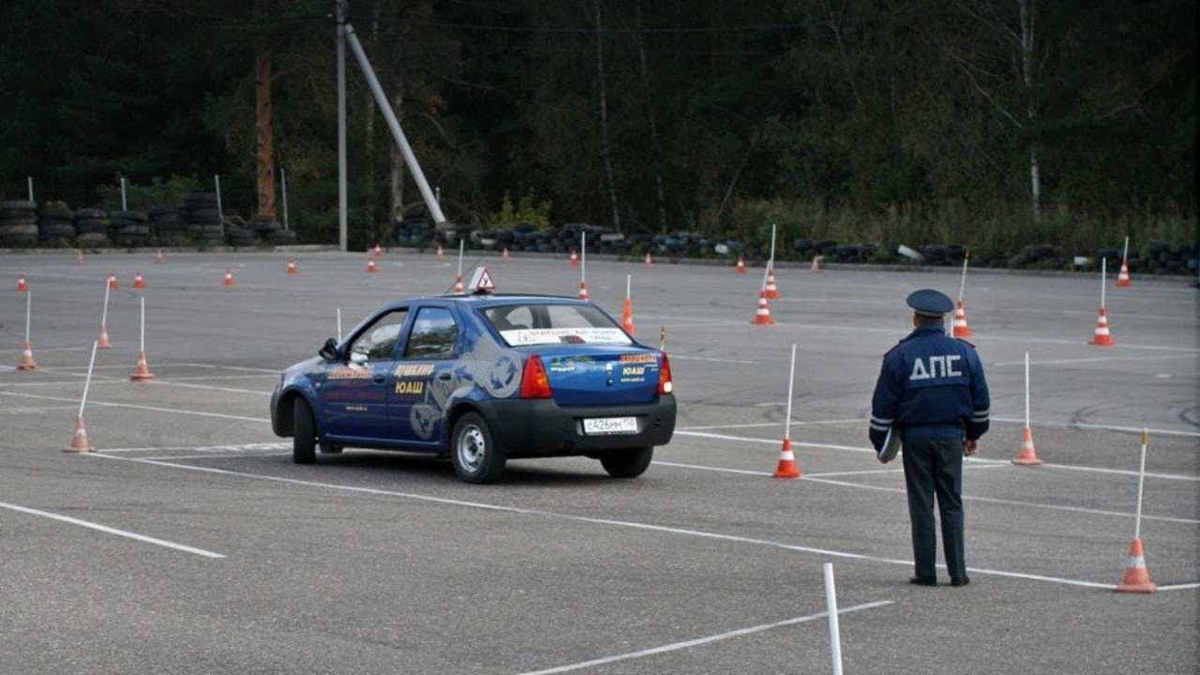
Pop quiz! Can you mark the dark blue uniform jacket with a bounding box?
[869,325,990,450]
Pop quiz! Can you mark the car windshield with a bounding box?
[482,303,632,346]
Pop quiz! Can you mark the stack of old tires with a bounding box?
[39,208,75,247]
[150,206,187,245]
[180,192,223,246]
[252,215,296,245]
[75,209,109,247]
[0,200,38,247]
[109,210,150,247]
[224,215,256,247]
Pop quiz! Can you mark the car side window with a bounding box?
[349,310,408,363]
[404,307,459,360]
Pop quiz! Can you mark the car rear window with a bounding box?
[482,303,632,346]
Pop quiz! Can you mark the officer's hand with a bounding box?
[963,439,978,456]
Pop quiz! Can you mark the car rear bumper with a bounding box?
[478,395,676,458]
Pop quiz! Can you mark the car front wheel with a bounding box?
[600,447,653,478]
[451,412,506,484]
[293,398,317,465]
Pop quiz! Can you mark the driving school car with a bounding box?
[269,287,676,483]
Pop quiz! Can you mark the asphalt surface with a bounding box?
[0,250,1196,674]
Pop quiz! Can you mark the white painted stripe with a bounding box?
[171,362,282,374]
[140,452,291,461]
[679,419,863,431]
[512,601,894,675]
[86,454,1122,590]
[1158,582,1200,591]
[0,391,272,424]
[667,354,763,365]
[0,500,224,559]
[93,442,287,453]
[992,354,1195,367]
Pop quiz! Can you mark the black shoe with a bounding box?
[909,576,937,587]
[951,576,970,587]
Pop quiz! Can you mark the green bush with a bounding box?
[490,191,553,230]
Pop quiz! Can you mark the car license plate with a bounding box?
[583,417,638,436]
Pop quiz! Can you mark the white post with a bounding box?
[214,174,224,222]
[1101,257,1107,309]
[626,273,631,301]
[581,231,587,283]
[25,291,32,344]
[1024,351,1031,428]
[784,343,797,437]
[280,167,290,230]
[78,341,99,419]
[120,176,128,211]
[336,1,348,251]
[768,222,777,270]
[27,176,34,203]
[101,281,111,328]
[457,239,464,277]
[1135,429,1148,540]
[823,562,844,675]
[436,186,441,204]
[140,296,146,354]
[336,308,343,342]
[958,255,969,302]
[1122,236,1129,263]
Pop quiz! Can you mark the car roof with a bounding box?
[375,294,588,313]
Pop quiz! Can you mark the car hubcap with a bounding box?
[457,425,486,472]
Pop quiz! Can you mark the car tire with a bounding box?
[600,447,653,478]
[319,441,343,454]
[451,412,506,484]
[293,398,317,465]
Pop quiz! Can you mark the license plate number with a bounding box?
[582,417,638,436]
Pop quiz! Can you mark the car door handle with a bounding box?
[373,375,387,384]
[437,372,453,381]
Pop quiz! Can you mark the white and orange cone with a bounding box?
[752,290,776,326]
[286,258,298,276]
[76,250,85,267]
[578,280,590,301]
[569,249,579,266]
[952,300,972,338]
[97,323,112,349]
[107,271,119,291]
[1116,538,1156,593]
[1116,261,1132,288]
[17,274,28,293]
[223,269,236,287]
[736,257,747,274]
[154,250,165,264]
[130,351,155,381]
[436,244,445,259]
[811,255,824,272]
[1089,307,1115,346]
[1013,426,1043,466]
[644,251,654,267]
[774,437,802,478]
[622,299,635,334]
[764,268,781,299]
[133,271,146,290]
[453,275,466,294]
[373,243,383,258]
[65,416,94,453]
[16,342,37,371]
[366,259,377,274]
[503,247,511,262]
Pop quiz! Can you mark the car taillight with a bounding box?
[658,353,674,395]
[520,355,553,399]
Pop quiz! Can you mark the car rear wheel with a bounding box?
[600,447,653,478]
[293,399,317,465]
[451,412,506,484]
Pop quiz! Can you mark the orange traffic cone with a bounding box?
[453,275,465,294]
[76,250,85,267]
[154,250,165,264]
[223,270,235,287]
[1089,307,1115,346]
[764,268,781,299]
[952,300,972,338]
[97,323,112,349]
[286,258,298,276]
[569,249,579,266]
[621,298,635,334]
[17,274,28,293]
[366,259,377,274]
[130,350,156,381]
[373,243,383,258]
[107,271,119,291]
[1116,261,1132,288]
[578,281,590,301]
[1013,426,1043,466]
[811,255,824,272]
[1116,538,1156,593]
[644,251,654,267]
[436,244,445,259]
[65,416,95,453]
[133,271,146,290]
[752,290,776,326]
[503,247,511,262]
[773,437,802,478]
[16,342,37,371]
[735,257,746,274]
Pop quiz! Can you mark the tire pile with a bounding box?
[180,192,224,247]
[109,210,150,247]
[252,215,296,245]
[0,200,38,247]
[150,206,187,245]
[39,208,75,246]
[224,215,257,247]
[75,209,109,247]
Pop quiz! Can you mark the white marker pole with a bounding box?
[214,174,224,222]
[784,343,797,438]
[1135,429,1148,541]
[336,308,343,342]
[1024,351,1031,428]
[139,296,146,354]
[823,562,844,675]
[78,341,99,419]
[279,167,289,230]
[27,176,34,203]
[1101,257,1107,309]
[761,264,770,293]
[581,231,587,284]
[457,239,464,278]
[958,254,969,302]
[120,176,128,211]
[768,222,777,270]
[25,290,32,344]
[100,281,111,330]
[626,273,631,301]
[1122,236,1129,263]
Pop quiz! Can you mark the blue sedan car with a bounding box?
[270,290,676,483]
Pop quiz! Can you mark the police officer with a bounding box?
[869,289,990,587]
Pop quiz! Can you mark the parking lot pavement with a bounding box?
[0,250,1196,674]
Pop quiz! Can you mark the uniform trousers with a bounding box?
[901,435,966,580]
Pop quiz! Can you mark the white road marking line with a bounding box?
[0,405,77,414]
[667,354,763,365]
[679,419,863,431]
[143,380,271,396]
[654,460,1002,478]
[0,346,91,353]
[991,354,1196,367]
[0,499,224,559]
[674,430,1200,482]
[140,452,291,461]
[171,362,282,374]
[1157,582,1200,591]
[86,454,1123,590]
[511,601,894,675]
[0,391,272,424]
[96,442,288,453]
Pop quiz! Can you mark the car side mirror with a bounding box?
[319,338,341,362]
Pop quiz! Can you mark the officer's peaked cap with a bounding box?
[906,289,954,317]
